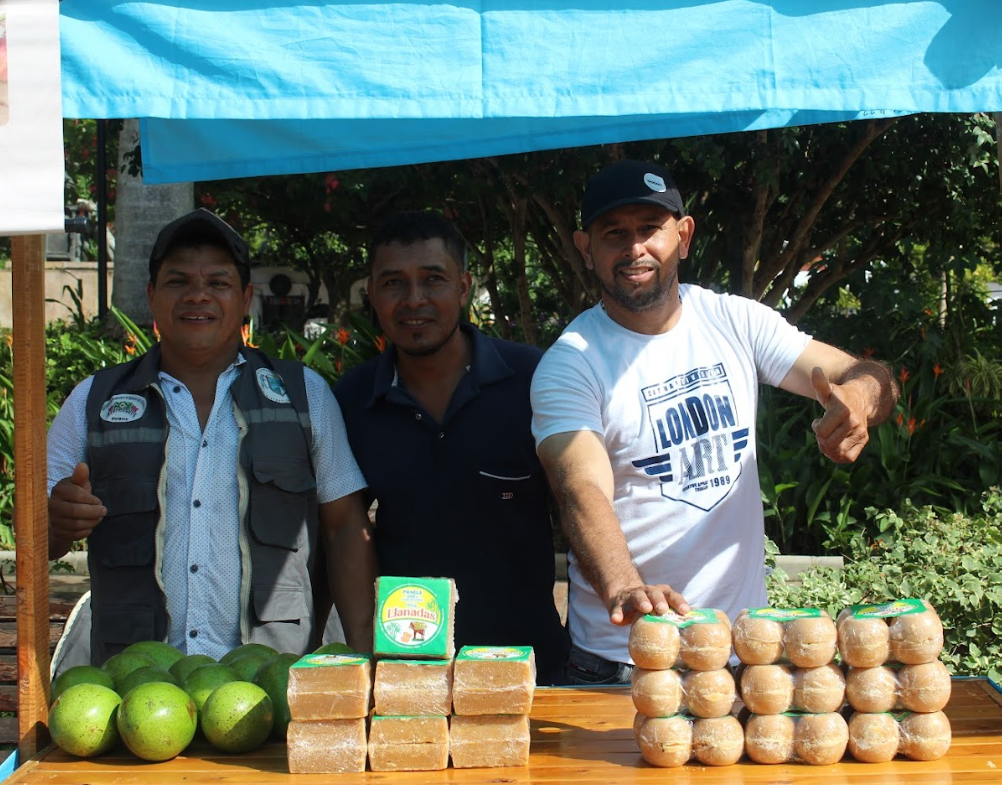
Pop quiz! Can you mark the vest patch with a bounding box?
[100,394,147,423]
[256,368,291,404]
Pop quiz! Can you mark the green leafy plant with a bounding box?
[768,491,1002,683]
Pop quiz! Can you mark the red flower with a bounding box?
[335,359,342,373]
[933,364,943,378]
[336,327,351,346]
[907,418,917,435]
[861,347,875,359]
[898,367,910,384]
[323,201,332,213]
[200,193,215,206]
[374,335,387,353]
[324,173,340,193]
[896,413,904,426]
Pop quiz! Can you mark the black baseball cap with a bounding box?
[580,160,686,228]
[149,208,250,281]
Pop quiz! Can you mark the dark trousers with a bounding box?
[564,644,634,685]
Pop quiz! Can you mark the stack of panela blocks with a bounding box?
[286,575,536,773]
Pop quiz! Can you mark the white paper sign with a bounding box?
[0,0,64,235]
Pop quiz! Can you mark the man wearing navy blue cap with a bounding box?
[47,208,376,665]
[531,160,899,684]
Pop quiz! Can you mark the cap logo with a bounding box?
[256,368,290,404]
[100,394,147,423]
[644,173,667,193]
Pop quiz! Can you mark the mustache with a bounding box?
[613,258,659,272]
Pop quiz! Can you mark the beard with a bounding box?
[596,259,678,313]
[395,317,462,358]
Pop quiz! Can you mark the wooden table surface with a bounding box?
[5,678,1001,784]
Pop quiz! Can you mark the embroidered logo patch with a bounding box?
[256,368,290,404]
[100,394,146,423]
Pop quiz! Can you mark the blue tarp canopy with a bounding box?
[59,1,1002,183]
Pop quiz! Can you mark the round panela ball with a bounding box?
[732,610,784,665]
[744,713,796,764]
[684,669,737,719]
[898,710,952,761]
[740,664,794,715]
[636,715,693,768]
[631,667,685,718]
[679,610,732,671]
[848,712,900,763]
[888,604,944,664]
[837,610,890,667]
[784,613,838,668]
[794,712,849,765]
[896,661,952,713]
[691,715,744,766]
[792,663,846,714]
[633,711,647,743]
[845,665,898,713]
[629,616,681,670]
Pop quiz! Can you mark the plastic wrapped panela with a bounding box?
[367,715,449,772]
[450,714,530,768]
[837,599,943,667]
[374,576,458,660]
[373,659,453,716]
[452,646,536,716]
[629,609,731,671]
[287,719,367,773]
[287,653,372,720]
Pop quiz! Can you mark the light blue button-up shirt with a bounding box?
[48,353,366,659]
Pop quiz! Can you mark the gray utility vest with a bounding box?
[84,345,318,665]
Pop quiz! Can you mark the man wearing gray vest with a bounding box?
[46,209,376,666]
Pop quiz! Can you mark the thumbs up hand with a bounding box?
[810,367,870,464]
[48,462,107,545]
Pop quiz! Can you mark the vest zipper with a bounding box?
[234,402,252,643]
[149,382,172,644]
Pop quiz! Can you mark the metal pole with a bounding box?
[96,119,109,319]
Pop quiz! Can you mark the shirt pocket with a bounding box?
[248,456,317,551]
[476,465,538,504]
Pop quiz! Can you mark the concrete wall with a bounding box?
[0,261,114,329]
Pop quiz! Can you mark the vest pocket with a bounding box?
[253,586,307,623]
[248,457,317,550]
[99,606,157,645]
[89,479,158,567]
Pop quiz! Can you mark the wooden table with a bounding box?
[4,678,1001,784]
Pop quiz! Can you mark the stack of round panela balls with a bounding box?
[734,608,849,765]
[839,599,952,762]
[628,600,953,768]
[630,609,743,767]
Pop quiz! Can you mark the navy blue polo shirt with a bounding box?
[334,324,569,683]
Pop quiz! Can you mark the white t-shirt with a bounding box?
[531,284,811,664]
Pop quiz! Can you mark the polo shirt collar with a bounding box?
[366,323,514,408]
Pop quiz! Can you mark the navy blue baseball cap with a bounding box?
[149,208,249,280]
[581,160,686,228]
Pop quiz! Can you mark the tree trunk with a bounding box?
[113,119,194,327]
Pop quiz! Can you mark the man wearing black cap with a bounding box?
[47,208,376,665]
[530,160,898,684]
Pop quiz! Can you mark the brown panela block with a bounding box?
[287,653,373,720]
[374,659,453,716]
[452,645,536,715]
[287,719,367,773]
[367,715,450,772]
[450,714,531,768]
